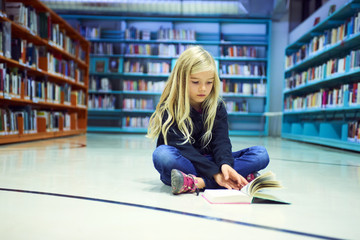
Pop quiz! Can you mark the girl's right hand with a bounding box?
[213,164,249,190]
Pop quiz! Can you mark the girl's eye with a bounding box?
[192,81,199,84]
[207,82,213,84]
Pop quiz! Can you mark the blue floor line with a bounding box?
[0,187,345,240]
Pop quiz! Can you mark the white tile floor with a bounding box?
[0,133,359,239]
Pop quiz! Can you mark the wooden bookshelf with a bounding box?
[0,0,90,145]
[282,0,360,151]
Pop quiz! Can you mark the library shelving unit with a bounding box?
[0,0,90,144]
[282,0,360,151]
[61,15,271,135]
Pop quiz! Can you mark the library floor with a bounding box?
[0,133,359,240]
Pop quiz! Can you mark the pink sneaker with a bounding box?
[171,169,199,195]
[246,172,260,182]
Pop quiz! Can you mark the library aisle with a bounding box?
[0,134,359,240]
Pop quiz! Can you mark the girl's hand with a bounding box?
[213,164,248,190]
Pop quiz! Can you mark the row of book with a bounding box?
[285,10,360,69]
[222,80,266,96]
[122,79,165,92]
[11,39,39,68]
[89,78,166,93]
[93,58,120,73]
[123,98,154,110]
[71,90,86,107]
[348,121,360,143]
[125,27,196,41]
[92,43,266,59]
[0,71,85,106]
[157,27,196,41]
[219,63,266,77]
[5,2,81,59]
[91,42,120,55]
[220,46,265,58]
[0,64,73,103]
[125,27,151,41]
[0,21,12,59]
[284,82,360,111]
[36,111,72,132]
[5,2,38,35]
[125,43,193,57]
[225,100,248,113]
[89,77,112,92]
[0,27,85,84]
[88,95,116,110]
[123,60,171,74]
[285,49,360,90]
[49,22,77,56]
[80,26,100,39]
[122,116,150,128]
[46,51,85,83]
[0,107,73,135]
[0,107,36,135]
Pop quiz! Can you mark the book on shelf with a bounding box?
[95,60,105,73]
[108,58,120,73]
[0,21,11,59]
[88,95,116,110]
[220,46,264,58]
[89,77,111,91]
[225,100,248,113]
[122,98,154,110]
[122,79,165,92]
[220,63,266,76]
[202,171,283,204]
[348,121,360,143]
[122,116,150,128]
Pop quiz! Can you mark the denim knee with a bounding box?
[152,145,177,171]
[255,146,270,169]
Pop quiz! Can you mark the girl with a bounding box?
[147,46,269,195]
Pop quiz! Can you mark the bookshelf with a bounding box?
[62,15,271,135]
[282,0,360,151]
[0,0,90,144]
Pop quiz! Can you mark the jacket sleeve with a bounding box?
[210,102,234,167]
[158,115,220,179]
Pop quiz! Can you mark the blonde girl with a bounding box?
[147,46,269,194]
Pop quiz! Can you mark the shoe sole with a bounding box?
[171,169,184,194]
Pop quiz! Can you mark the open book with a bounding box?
[202,171,282,204]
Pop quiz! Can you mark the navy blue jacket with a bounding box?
[156,102,234,178]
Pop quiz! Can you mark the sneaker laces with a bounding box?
[182,174,199,196]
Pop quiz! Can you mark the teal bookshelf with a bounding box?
[62,15,271,135]
[282,0,360,151]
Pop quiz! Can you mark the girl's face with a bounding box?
[188,70,214,111]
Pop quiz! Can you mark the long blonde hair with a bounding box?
[147,46,220,148]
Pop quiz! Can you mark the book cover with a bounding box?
[108,58,119,73]
[95,60,105,73]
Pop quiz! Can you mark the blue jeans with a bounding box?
[152,145,269,189]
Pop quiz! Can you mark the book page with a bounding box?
[244,171,282,196]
